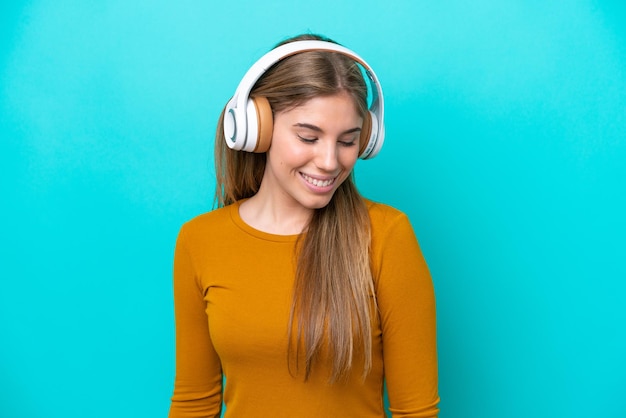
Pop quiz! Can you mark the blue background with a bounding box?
[1,1,625,417]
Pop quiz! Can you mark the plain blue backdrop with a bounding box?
[1,1,625,417]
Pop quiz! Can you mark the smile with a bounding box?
[301,173,336,188]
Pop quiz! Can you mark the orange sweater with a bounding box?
[169,200,439,417]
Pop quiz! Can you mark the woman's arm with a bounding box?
[169,226,223,418]
[374,211,440,418]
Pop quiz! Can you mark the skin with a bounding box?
[239,91,363,235]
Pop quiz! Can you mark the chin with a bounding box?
[300,194,335,211]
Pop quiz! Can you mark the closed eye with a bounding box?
[297,135,317,143]
[338,139,357,147]
[338,134,359,147]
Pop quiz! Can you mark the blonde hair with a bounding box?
[214,34,375,382]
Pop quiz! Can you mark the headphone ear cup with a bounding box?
[251,96,273,153]
[359,110,382,159]
[358,111,373,157]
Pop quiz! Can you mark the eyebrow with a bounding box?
[293,123,361,135]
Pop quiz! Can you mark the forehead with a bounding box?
[277,92,362,124]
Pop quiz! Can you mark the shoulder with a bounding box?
[177,204,235,246]
[364,199,419,254]
[364,200,429,284]
[364,199,412,231]
[183,204,231,229]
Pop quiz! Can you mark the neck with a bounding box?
[238,188,313,235]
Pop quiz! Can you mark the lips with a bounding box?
[301,173,337,188]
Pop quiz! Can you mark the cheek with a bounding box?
[268,141,310,171]
[339,148,359,170]
[272,137,309,161]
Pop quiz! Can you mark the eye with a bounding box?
[297,135,317,144]
[338,139,357,147]
[338,135,359,147]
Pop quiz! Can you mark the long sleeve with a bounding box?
[169,226,223,418]
[372,210,440,417]
[167,202,437,417]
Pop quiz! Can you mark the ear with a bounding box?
[252,96,273,153]
[358,111,373,157]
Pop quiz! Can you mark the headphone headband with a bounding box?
[223,40,385,159]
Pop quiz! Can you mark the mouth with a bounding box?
[300,173,337,188]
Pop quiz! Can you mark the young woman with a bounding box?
[169,34,439,417]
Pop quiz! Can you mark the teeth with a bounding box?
[302,174,335,187]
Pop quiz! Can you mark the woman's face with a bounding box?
[261,91,362,212]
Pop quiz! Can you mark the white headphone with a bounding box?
[223,40,385,159]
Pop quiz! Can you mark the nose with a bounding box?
[314,140,339,172]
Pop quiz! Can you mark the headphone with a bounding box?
[223,40,385,160]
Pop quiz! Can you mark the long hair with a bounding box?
[214,34,375,382]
